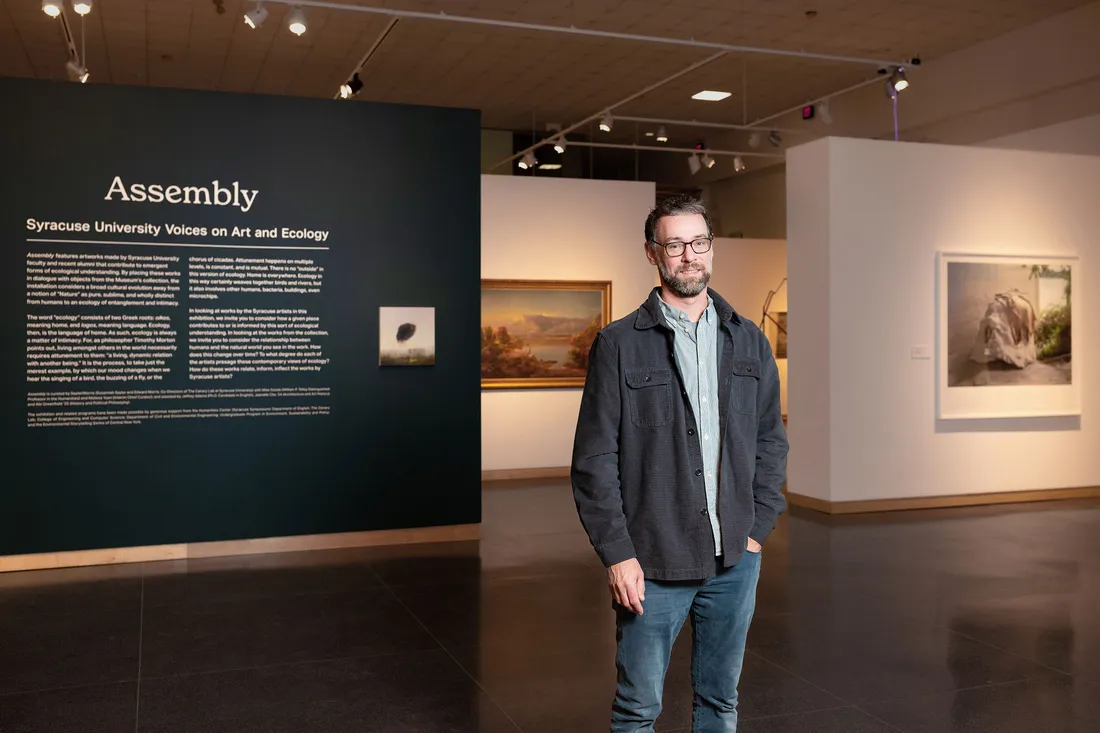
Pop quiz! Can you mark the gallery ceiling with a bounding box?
[1,0,1092,153]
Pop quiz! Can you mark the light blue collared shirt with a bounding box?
[657,293,722,556]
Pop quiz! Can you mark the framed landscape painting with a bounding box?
[481,279,612,389]
[936,252,1080,420]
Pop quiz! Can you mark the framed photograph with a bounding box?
[481,279,612,389]
[379,306,435,366]
[936,252,1079,419]
[765,311,787,359]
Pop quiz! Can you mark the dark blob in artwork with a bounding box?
[396,323,417,343]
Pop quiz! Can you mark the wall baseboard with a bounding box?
[482,466,570,481]
[787,486,1100,515]
[0,523,480,574]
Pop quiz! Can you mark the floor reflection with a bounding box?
[0,481,1098,732]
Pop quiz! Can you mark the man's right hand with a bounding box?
[608,558,646,615]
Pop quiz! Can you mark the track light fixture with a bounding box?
[517,151,537,170]
[244,2,268,28]
[701,153,715,169]
[599,113,613,132]
[339,73,363,99]
[44,3,94,84]
[734,155,746,172]
[65,59,89,83]
[883,65,910,98]
[655,126,668,142]
[767,131,782,147]
[893,67,909,92]
[287,6,307,35]
[687,153,702,175]
[552,137,566,154]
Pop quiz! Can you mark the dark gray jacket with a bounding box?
[571,287,788,581]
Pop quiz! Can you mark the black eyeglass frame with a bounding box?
[649,236,714,256]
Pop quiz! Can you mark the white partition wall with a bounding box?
[480,175,656,474]
[979,113,1100,157]
[787,137,1100,506]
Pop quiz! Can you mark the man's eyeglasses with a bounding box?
[650,237,713,257]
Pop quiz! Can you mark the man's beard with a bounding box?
[657,258,710,298]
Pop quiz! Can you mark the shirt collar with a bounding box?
[656,291,714,325]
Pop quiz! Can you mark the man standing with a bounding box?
[571,195,788,732]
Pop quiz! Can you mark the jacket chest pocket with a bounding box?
[625,368,674,427]
[730,357,761,414]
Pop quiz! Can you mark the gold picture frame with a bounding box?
[481,279,612,389]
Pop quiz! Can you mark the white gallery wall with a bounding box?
[480,175,656,473]
[787,136,1100,503]
[707,238,788,415]
[979,113,1100,157]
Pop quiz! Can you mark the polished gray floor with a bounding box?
[1,480,1099,732]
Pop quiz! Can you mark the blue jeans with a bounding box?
[610,551,761,732]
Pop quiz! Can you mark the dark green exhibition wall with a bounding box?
[0,77,482,556]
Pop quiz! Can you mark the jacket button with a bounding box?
[700,509,708,516]
[687,428,696,435]
[695,469,703,476]
[644,375,651,382]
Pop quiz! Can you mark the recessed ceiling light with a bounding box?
[692,90,731,101]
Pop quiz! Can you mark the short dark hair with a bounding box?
[644,194,713,245]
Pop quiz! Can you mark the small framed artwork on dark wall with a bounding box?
[379,306,436,366]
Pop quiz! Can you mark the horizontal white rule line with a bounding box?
[27,238,329,251]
